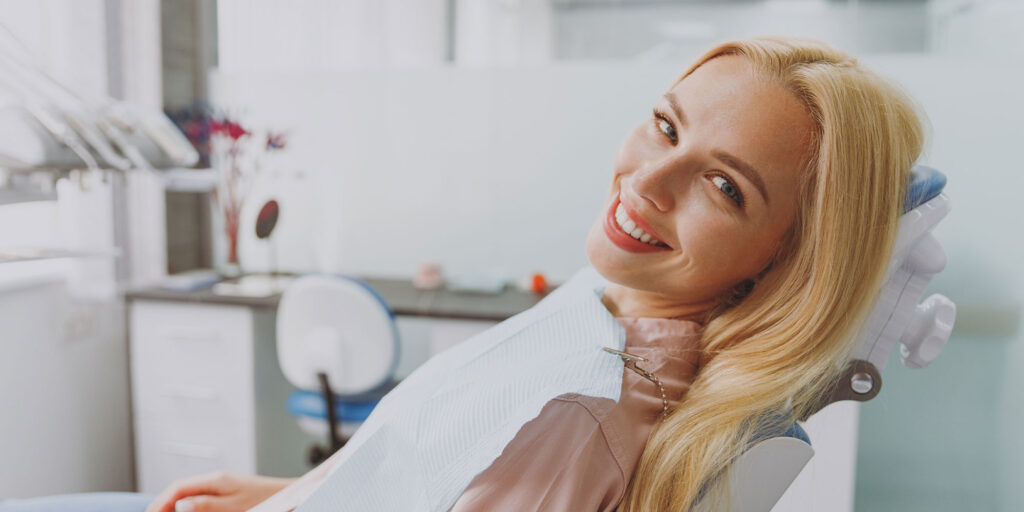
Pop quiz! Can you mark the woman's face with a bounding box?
[586,55,817,318]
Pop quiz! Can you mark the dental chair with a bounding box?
[275,165,954,511]
[727,164,955,510]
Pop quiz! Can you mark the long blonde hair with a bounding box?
[618,37,926,511]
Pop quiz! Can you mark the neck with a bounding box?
[601,282,717,323]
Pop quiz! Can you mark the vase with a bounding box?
[220,261,242,279]
[219,214,243,278]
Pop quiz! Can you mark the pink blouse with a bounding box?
[448,316,703,512]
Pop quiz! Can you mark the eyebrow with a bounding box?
[663,93,687,126]
[662,92,771,205]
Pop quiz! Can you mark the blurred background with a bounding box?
[0,1,1020,510]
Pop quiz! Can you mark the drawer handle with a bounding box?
[165,331,222,344]
[162,386,219,401]
[163,442,220,460]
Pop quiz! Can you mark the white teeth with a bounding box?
[614,202,665,247]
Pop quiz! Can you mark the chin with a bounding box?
[586,219,688,300]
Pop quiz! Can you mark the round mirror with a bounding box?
[256,199,280,239]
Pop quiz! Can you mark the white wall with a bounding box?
[0,0,109,99]
[930,0,1024,56]
[217,0,449,72]
[454,0,554,66]
[209,64,680,282]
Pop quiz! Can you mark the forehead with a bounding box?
[666,55,817,190]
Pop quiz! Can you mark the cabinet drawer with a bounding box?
[140,389,251,447]
[130,301,254,417]
[135,412,256,494]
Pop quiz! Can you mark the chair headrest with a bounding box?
[904,165,947,213]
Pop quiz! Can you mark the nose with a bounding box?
[628,154,686,213]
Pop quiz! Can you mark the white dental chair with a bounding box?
[275,165,954,510]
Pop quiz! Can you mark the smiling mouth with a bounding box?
[602,198,672,253]
[613,203,670,248]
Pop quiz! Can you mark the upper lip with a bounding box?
[618,195,671,248]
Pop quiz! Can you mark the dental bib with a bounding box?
[297,267,626,512]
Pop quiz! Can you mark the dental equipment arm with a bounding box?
[0,22,198,172]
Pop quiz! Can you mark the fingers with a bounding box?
[173,495,231,512]
[145,472,237,512]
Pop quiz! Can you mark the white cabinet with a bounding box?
[0,274,133,498]
[128,298,496,494]
[129,300,310,494]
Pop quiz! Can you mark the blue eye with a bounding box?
[654,113,677,142]
[711,175,744,207]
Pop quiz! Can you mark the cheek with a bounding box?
[680,213,732,261]
[677,214,779,282]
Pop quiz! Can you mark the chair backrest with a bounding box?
[727,436,815,512]
[817,165,955,411]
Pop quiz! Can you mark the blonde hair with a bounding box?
[618,37,926,511]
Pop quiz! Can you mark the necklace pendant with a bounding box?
[602,346,648,363]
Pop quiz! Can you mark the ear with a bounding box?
[735,278,756,298]
[721,278,756,308]
[703,277,758,324]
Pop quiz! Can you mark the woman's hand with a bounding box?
[145,471,295,512]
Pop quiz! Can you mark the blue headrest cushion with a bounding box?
[286,389,381,423]
[904,165,947,213]
[782,422,811,445]
[751,413,812,447]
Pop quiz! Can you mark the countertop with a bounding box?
[125,275,546,322]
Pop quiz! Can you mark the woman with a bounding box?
[2,36,924,512]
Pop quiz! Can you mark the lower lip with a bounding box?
[602,199,671,254]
